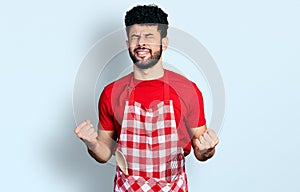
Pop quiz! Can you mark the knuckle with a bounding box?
[214,138,219,145]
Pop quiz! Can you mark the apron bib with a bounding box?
[114,74,188,192]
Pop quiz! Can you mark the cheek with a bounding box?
[149,45,160,52]
[149,37,162,45]
[128,48,134,55]
[148,40,162,49]
[128,39,139,47]
[128,44,139,52]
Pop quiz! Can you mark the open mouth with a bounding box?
[135,48,150,58]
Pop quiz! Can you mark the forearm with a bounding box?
[87,140,115,163]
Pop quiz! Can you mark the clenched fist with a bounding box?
[193,128,219,159]
[74,120,98,148]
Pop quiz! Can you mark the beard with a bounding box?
[128,45,162,69]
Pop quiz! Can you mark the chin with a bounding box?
[134,61,158,69]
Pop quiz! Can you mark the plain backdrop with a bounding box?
[1,0,299,191]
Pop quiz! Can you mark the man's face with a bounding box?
[126,24,166,69]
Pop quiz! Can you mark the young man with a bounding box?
[75,4,219,192]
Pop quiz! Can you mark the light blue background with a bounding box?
[1,0,299,191]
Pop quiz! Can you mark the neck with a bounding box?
[133,58,164,80]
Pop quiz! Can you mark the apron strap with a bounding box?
[128,74,135,105]
[163,70,170,104]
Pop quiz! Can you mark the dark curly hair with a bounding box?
[125,4,169,38]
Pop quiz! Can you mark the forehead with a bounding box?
[127,24,160,35]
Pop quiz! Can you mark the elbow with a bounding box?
[96,153,113,164]
[94,158,109,164]
[88,148,112,164]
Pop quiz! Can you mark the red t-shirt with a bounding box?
[98,70,206,155]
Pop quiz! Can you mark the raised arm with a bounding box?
[74,120,117,163]
[190,125,219,161]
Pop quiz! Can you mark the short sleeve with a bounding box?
[98,87,115,131]
[185,83,206,128]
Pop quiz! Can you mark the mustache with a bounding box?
[133,47,152,52]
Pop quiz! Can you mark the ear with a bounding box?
[126,40,129,49]
[162,37,169,51]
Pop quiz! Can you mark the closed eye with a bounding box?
[131,34,140,39]
[145,33,154,38]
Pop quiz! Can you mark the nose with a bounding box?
[137,36,146,46]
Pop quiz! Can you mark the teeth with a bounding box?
[137,51,148,57]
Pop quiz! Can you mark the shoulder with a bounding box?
[166,70,190,82]
[166,70,204,111]
[166,69,200,92]
[102,73,132,94]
